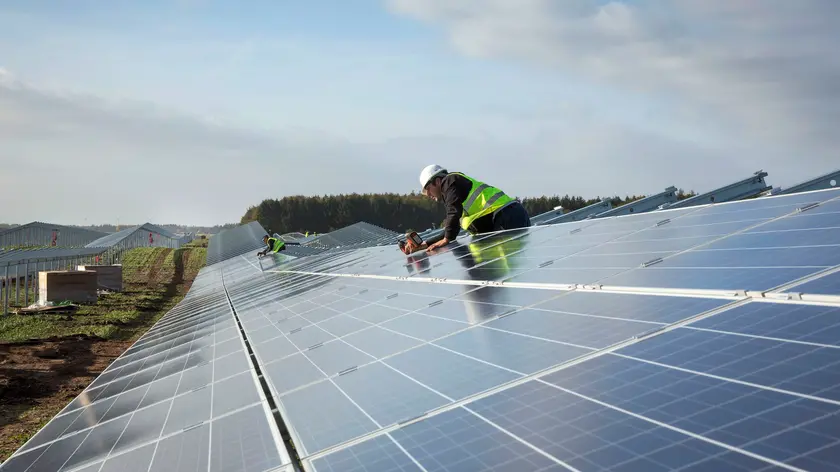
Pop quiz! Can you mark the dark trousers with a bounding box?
[492,201,531,231]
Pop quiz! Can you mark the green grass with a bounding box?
[121,247,167,284]
[0,247,207,344]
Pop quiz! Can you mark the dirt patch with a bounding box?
[0,335,130,461]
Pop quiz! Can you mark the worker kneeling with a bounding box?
[402,165,531,254]
[258,235,299,257]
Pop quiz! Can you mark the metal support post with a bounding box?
[5,267,10,314]
[24,261,29,306]
[15,264,19,306]
[3,266,8,315]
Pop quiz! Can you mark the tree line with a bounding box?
[241,190,696,235]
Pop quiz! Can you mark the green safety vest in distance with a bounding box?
[268,237,285,252]
[450,172,514,233]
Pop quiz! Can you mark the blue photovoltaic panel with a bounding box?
[617,320,840,401]
[305,340,375,375]
[598,266,818,292]
[529,291,731,324]
[389,407,567,472]
[434,326,591,375]
[541,354,840,471]
[686,301,840,346]
[310,435,423,472]
[657,245,840,268]
[787,270,840,295]
[417,298,516,323]
[314,407,566,472]
[702,226,840,249]
[1,262,290,472]
[279,380,379,456]
[342,326,423,358]
[263,353,326,394]
[11,187,840,472]
[380,313,467,341]
[502,190,840,292]
[332,362,449,427]
[596,192,840,292]
[487,308,666,349]
[383,344,520,400]
[469,380,776,472]
[505,267,634,285]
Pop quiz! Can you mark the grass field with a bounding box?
[0,244,207,462]
[0,246,207,343]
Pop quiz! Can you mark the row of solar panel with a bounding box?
[0,269,293,472]
[205,222,269,266]
[215,258,840,471]
[241,189,840,470]
[5,188,840,472]
[262,188,840,297]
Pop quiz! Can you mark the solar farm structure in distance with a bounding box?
[0,223,193,314]
[2,167,840,472]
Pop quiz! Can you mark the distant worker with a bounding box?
[402,165,531,254]
[257,235,300,257]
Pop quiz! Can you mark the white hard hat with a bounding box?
[419,164,447,189]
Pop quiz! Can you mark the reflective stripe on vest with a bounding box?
[450,172,514,232]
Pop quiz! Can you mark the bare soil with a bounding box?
[0,335,130,459]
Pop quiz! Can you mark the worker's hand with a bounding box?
[426,237,450,252]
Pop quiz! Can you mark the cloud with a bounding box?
[3,0,839,229]
[0,74,413,225]
[385,0,840,163]
[0,63,832,228]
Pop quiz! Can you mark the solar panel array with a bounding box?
[85,223,187,248]
[205,221,271,266]
[302,222,400,249]
[4,188,840,472]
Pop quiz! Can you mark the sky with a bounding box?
[1,0,838,226]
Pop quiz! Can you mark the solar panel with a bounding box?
[5,187,840,472]
[1,267,291,472]
[206,221,270,265]
[785,270,840,296]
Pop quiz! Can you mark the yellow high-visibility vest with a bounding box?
[450,172,514,233]
[267,237,285,252]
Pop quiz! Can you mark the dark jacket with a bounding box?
[425,173,496,245]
